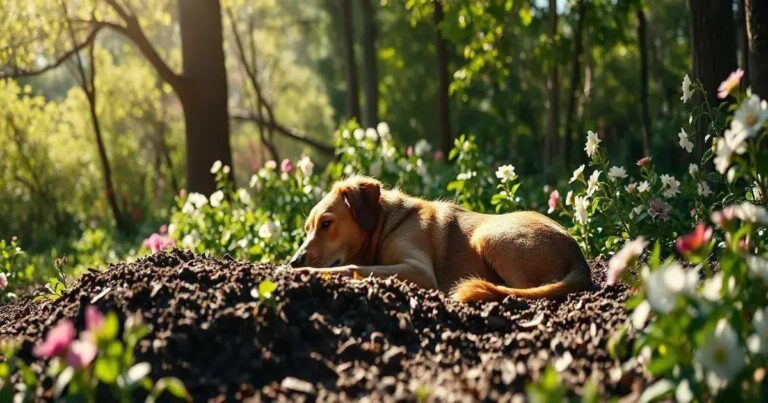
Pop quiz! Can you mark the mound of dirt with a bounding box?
[0,250,642,401]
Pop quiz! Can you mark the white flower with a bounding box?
[210,190,225,208]
[264,160,277,170]
[495,164,517,183]
[731,94,768,139]
[694,319,746,391]
[608,166,627,180]
[370,160,382,177]
[631,300,651,329]
[181,234,196,249]
[376,122,391,139]
[698,181,712,197]
[457,171,477,181]
[188,193,208,209]
[565,190,573,206]
[747,255,768,285]
[734,202,768,225]
[341,129,351,139]
[343,165,355,176]
[701,272,724,301]
[584,130,601,157]
[637,181,650,193]
[210,160,222,174]
[689,164,698,176]
[222,165,230,175]
[249,174,258,188]
[181,201,194,214]
[714,137,734,174]
[626,183,637,193]
[748,306,768,354]
[297,156,315,178]
[587,170,601,196]
[681,74,693,103]
[414,139,432,157]
[569,164,585,183]
[607,237,647,285]
[237,189,251,206]
[351,128,364,141]
[644,262,697,313]
[678,128,694,153]
[0,272,7,290]
[365,128,378,141]
[573,195,589,225]
[676,379,694,403]
[660,174,680,198]
[258,221,281,239]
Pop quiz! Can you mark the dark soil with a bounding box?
[0,250,642,401]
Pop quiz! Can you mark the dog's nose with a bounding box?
[289,251,306,267]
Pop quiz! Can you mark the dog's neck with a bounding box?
[353,189,421,265]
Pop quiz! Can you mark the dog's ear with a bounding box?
[342,180,381,233]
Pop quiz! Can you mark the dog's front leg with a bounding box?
[294,260,438,289]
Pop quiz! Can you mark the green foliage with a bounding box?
[0,308,190,401]
[0,237,35,303]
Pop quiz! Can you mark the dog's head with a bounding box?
[289,176,382,268]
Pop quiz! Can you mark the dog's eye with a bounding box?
[319,220,332,230]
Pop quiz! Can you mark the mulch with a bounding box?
[0,250,644,401]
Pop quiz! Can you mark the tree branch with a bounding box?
[231,111,335,156]
[0,25,104,79]
[102,0,183,93]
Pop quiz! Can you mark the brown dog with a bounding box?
[289,176,592,302]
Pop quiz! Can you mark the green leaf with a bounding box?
[258,279,277,299]
[95,358,120,384]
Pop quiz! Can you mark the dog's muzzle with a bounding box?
[289,250,307,267]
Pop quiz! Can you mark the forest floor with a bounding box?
[0,250,645,401]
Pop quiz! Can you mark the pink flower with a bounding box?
[434,150,445,162]
[636,156,652,167]
[85,306,105,332]
[648,199,671,221]
[547,190,560,214]
[607,237,648,285]
[66,339,97,369]
[676,222,713,255]
[406,146,414,158]
[34,320,76,358]
[717,68,744,99]
[0,273,7,290]
[159,224,168,234]
[142,233,175,253]
[711,206,736,228]
[280,159,293,173]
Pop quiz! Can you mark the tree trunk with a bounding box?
[738,0,751,88]
[688,0,738,152]
[360,0,379,127]
[637,7,652,157]
[178,0,232,194]
[434,0,452,154]
[339,0,361,123]
[746,0,768,98]
[563,0,587,166]
[545,0,559,172]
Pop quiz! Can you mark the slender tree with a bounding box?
[745,0,768,98]
[738,0,750,88]
[544,0,560,171]
[688,0,737,151]
[339,0,362,123]
[434,0,452,154]
[62,2,127,232]
[360,0,379,127]
[3,0,234,194]
[637,6,652,157]
[563,0,587,165]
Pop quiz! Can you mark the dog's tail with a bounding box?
[451,264,592,302]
